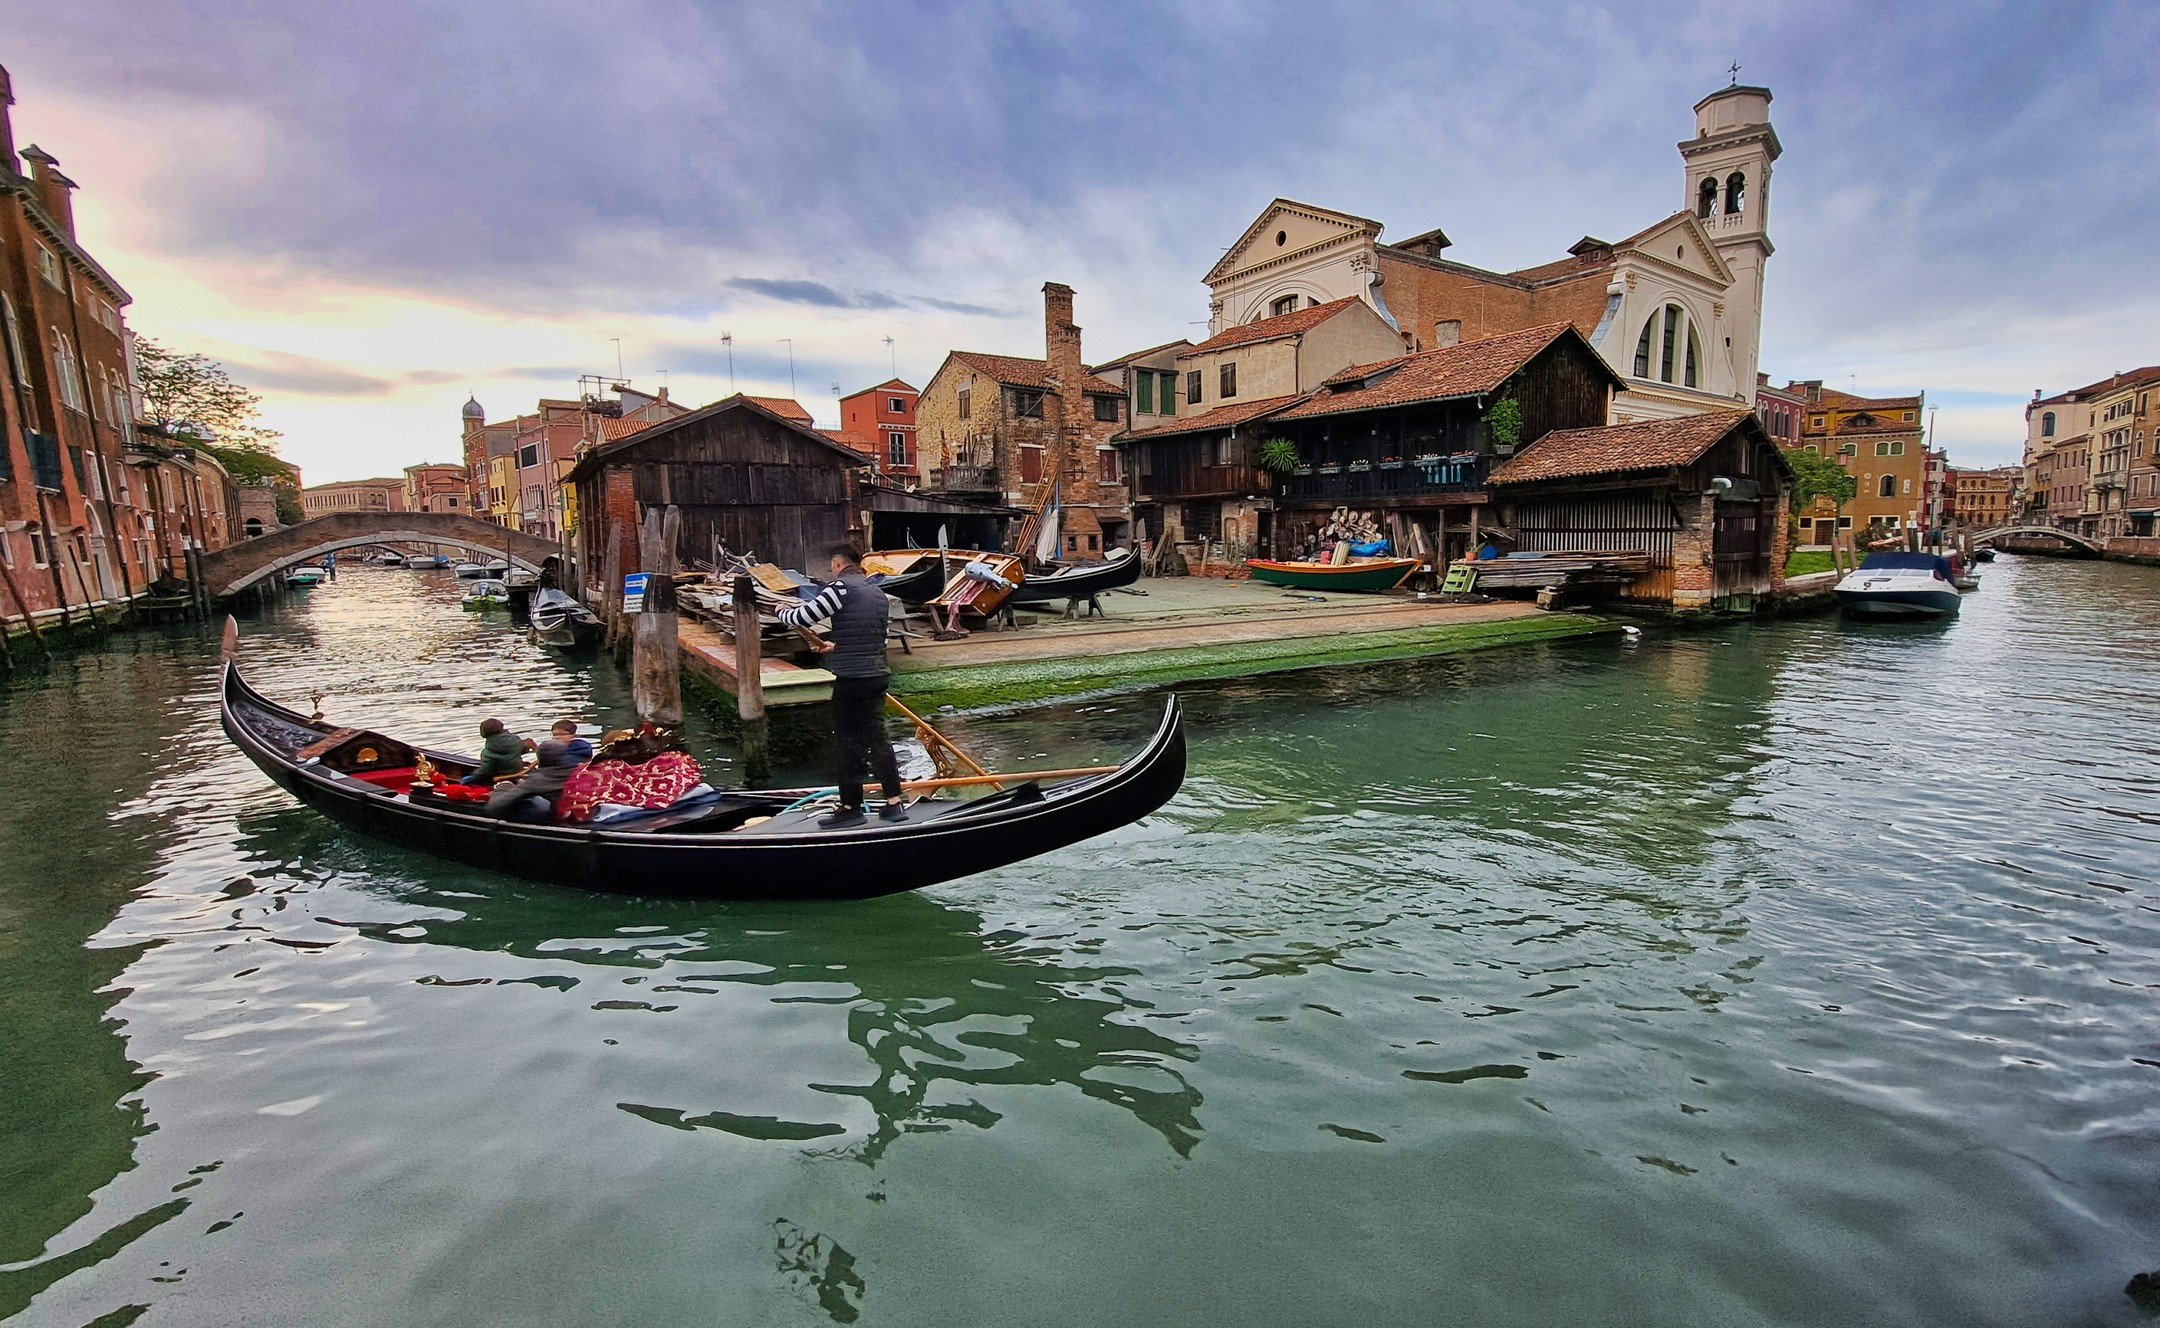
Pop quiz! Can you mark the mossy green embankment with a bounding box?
[887,613,1621,712]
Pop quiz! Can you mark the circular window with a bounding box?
[1275,230,1287,246]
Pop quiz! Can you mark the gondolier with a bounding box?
[777,540,907,828]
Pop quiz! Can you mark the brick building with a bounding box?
[2023,368,2160,536]
[1784,381,1927,542]
[916,283,1131,556]
[303,476,408,517]
[1948,465,2017,529]
[460,383,689,542]
[834,378,920,481]
[0,64,243,626]
[1754,374,1805,448]
[403,462,469,515]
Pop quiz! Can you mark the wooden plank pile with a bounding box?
[1459,550,1652,590]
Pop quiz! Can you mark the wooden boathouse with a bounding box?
[1488,408,1792,609]
[1116,323,1623,565]
[565,396,865,602]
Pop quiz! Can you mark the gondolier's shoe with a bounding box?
[877,802,907,823]
[817,806,867,829]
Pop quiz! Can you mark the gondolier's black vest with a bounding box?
[827,570,891,680]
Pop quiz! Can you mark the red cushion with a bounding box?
[348,767,419,788]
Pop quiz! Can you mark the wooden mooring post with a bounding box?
[631,505,683,728]
[731,572,770,785]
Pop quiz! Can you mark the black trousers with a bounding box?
[831,674,902,808]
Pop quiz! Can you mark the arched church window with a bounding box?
[1684,324,1701,389]
[1878,474,1897,499]
[1271,294,1300,318]
[1725,172,1746,214]
[2042,411,2056,437]
[1659,303,1683,384]
[1698,178,1719,218]
[1634,318,1654,378]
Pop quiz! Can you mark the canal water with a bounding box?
[2,557,2156,1327]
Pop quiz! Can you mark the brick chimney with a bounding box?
[1040,281,1102,550]
[0,66,17,175]
[19,145,76,238]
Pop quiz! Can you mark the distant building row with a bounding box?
[2019,366,2160,537]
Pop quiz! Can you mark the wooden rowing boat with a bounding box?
[1244,557,1420,592]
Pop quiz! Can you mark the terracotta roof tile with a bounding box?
[947,351,1121,396]
[744,395,814,424]
[1489,409,1757,485]
[1114,394,1305,443]
[1277,324,1601,421]
[2056,365,2160,400]
[1089,338,1194,373]
[598,415,659,442]
[1180,297,1365,357]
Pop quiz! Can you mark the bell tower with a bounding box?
[1679,82,1779,401]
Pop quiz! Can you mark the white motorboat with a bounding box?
[454,559,509,580]
[284,566,328,588]
[460,578,509,611]
[1833,552,1962,619]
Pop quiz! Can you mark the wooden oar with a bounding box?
[896,766,1115,792]
[885,693,1001,787]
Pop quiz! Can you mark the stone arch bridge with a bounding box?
[201,512,557,597]
[1967,525,2102,556]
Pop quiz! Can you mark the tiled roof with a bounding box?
[745,395,814,424]
[2059,365,2160,400]
[1089,339,1194,373]
[1180,297,1364,357]
[1490,409,1757,485]
[946,351,1122,396]
[598,415,660,442]
[840,379,916,399]
[1114,395,1305,443]
[1800,386,1923,412]
[1276,323,1597,421]
[819,428,876,453]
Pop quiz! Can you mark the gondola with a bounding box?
[861,550,958,605]
[217,621,1185,900]
[1007,546,1142,604]
[528,587,602,648]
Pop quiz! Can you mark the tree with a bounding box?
[135,337,283,451]
[1783,445,1855,544]
[135,337,302,519]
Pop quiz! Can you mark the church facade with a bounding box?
[1201,85,1780,426]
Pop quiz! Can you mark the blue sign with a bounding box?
[622,573,649,614]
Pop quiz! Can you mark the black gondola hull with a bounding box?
[219,662,1184,900]
[1007,550,1143,604]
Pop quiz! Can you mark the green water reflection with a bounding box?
[3,560,2158,1326]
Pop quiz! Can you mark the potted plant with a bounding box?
[1256,437,1302,489]
[1317,462,1342,476]
[1348,459,1372,473]
[1379,455,1406,470]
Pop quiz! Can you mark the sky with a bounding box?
[5,0,2156,481]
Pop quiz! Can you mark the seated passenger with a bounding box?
[461,718,534,786]
[484,728,590,823]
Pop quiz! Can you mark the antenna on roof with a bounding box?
[779,339,796,398]
[721,333,735,391]
[610,337,624,381]
[883,335,896,376]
